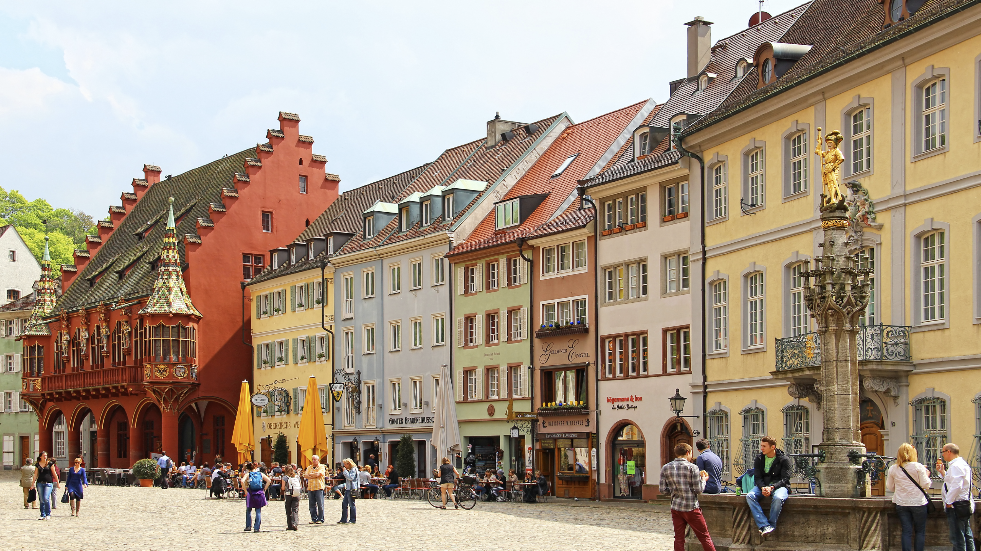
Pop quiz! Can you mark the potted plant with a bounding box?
[133,458,160,487]
[317,353,325,360]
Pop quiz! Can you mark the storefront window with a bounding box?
[612,424,645,499]
[557,438,591,474]
[541,367,587,405]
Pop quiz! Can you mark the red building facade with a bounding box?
[20,112,339,468]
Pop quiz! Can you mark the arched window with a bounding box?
[738,407,765,475]
[911,396,948,476]
[789,263,808,336]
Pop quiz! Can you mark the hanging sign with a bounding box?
[251,394,269,407]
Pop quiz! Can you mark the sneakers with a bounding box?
[760,526,775,537]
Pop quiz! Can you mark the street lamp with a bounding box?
[668,389,701,437]
[510,425,520,439]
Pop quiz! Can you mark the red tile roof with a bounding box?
[447,100,650,258]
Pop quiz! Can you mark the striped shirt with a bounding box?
[659,457,706,512]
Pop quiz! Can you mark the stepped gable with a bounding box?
[53,148,252,314]
[138,198,201,317]
[21,236,60,336]
[687,0,978,134]
[335,113,566,257]
[586,5,807,188]
[448,102,648,258]
[247,165,427,286]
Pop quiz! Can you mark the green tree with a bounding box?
[395,434,416,479]
[273,432,289,465]
[0,186,96,274]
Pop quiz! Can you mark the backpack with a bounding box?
[248,471,263,491]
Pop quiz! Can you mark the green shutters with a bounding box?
[290,286,296,312]
[255,346,261,370]
[291,338,298,364]
[256,296,261,318]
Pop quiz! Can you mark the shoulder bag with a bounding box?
[943,481,973,520]
[899,464,935,513]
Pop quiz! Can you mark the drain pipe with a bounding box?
[241,281,251,347]
[516,237,534,476]
[676,140,708,437]
[577,183,600,501]
[320,260,334,347]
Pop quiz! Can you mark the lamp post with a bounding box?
[668,389,701,437]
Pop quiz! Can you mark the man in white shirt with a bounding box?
[937,443,975,551]
[184,463,197,488]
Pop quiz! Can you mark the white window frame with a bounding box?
[511,365,523,398]
[602,260,647,304]
[432,314,446,346]
[921,231,946,324]
[540,296,588,327]
[787,130,808,197]
[741,139,766,212]
[487,312,499,344]
[389,320,402,352]
[364,382,376,427]
[410,258,423,290]
[411,317,423,349]
[495,198,520,229]
[843,99,873,177]
[912,66,951,159]
[389,263,401,294]
[390,379,403,413]
[432,255,446,286]
[410,377,423,412]
[343,328,355,372]
[743,267,766,351]
[487,260,499,290]
[364,215,374,238]
[912,220,950,330]
[432,376,440,411]
[663,181,689,219]
[316,334,328,363]
[363,324,376,354]
[362,269,375,299]
[422,201,431,226]
[708,274,729,355]
[487,367,500,399]
[663,252,690,295]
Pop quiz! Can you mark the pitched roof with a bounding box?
[334,113,567,258]
[448,102,649,257]
[585,4,809,188]
[527,200,595,240]
[54,148,253,314]
[686,0,981,135]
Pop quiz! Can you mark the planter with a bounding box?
[535,325,589,338]
[663,215,675,222]
[623,224,636,231]
[676,211,689,219]
[601,229,612,236]
[636,221,647,228]
[537,407,589,417]
[139,478,154,487]
[611,227,622,234]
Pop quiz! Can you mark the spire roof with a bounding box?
[139,197,202,317]
[23,236,58,336]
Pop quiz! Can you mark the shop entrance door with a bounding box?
[537,448,555,494]
[860,422,885,496]
[611,423,646,499]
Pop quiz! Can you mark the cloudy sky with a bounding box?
[0,0,805,216]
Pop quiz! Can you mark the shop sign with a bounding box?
[261,421,300,432]
[537,413,596,434]
[388,415,434,425]
[538,338,591,366]
[607,395,642,410]
[540,433,587,439]
[251,394,269,407]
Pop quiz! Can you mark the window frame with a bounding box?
[662,326,692,374]
[602,259,648,305]
[707,273,729,356]
[411,317,423,349]
[362,324,376,355]
[390,379,403,413]
[362,268,375,299]
[708,156,729,222]
[740,139,766,213]
[432,314,446,346]
[841,97,874,178]
[432,255,446,286]
[410,258,423,290]
[389,263,401,294]
[743,267,766,352]
[663,251,690,296]
[911,66,951,160]
[601,331,650,380]
[261,211,273,233]
[389,320,402,352]
[911,221,950,330]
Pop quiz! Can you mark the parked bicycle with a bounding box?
[427,478,477,510]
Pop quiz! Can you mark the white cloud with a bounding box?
[0,66,76,116]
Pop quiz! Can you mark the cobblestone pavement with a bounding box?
[1,479,675,551]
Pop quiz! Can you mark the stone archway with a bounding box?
[660,417,694,468]
[605,421,647,500]
[100,402,129,469]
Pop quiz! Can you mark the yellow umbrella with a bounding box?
[231,380,256,465]
[297,376,329,469]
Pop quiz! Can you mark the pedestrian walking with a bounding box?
[65,456,89,518]
[156,451,171,489]
[283,465,301,531]
[241,462,270,533]
[438,457,460,509]
[937,443,975,551]
[745,436,792,537]
[338,458,358,524]
[885,443,932,551]
[695,439,724,494]
[303,455,327,524]
[659,442,716,551]
[31,451,54,520]
[49,458,60,510]
[20,457,36,510]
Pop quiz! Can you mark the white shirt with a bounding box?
[358,471,371,485]
[186,465,196,475]
[885,462,932,506]
[942,456,975,511]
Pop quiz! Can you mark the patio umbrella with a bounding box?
[431,364,462,462]
[231,380,255,465]
[297,376,329,469]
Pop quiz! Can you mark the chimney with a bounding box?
[143,164,162,185]
[486,112,521,148]
[685,16,713,78]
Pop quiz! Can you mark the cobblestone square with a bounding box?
[1,479,674,551]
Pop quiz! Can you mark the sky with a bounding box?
[0,0,807,217]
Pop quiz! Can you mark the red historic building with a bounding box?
[20,112,339,468]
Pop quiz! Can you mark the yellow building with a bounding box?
[682,0,981,483]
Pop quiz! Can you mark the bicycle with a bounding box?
[427,480,477,510]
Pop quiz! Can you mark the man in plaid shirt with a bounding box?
[660,442,716,551]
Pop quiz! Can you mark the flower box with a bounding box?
[676,212,689,219]
[663,215,675,222]
[624,224,636,231]
[611,227,622,234]
[636,221,647,228]
[537,406,589,417]
[535,324,589,338]
[601,229,612,236]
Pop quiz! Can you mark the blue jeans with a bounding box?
[245,506,261,531]
[382,483,399,497]
[745,486,788,530]
[308,489,324,523]
[340,489,356,523]
[946,506,976,551]
[895,504,928,551]
[37,483,52,517]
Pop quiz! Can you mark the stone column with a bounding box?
[160,409,178,460]
[65,428,81,462]
[96,426,110,469]
[129,420,143,461]
[38,424,53,458]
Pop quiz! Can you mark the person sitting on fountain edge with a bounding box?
[745,436,792,537]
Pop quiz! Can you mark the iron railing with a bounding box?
[775,324,912,371]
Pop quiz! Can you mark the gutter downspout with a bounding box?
[577,183,600,501]
[447,244,456,468]
[241,281,251,347]
[321,259,335,455]
[516,237,534,476]
[676,140,708,438]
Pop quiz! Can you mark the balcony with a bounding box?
[535,323,589,339]
[774,325,913,375]
[25,365,145,395]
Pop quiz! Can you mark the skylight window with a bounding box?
[495,199,520,230]
[551,154,579,178]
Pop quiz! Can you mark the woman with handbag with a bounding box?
[886,443,933,551]
[65,456,88,517]
[50,458,61,511]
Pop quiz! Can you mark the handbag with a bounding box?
[944,482,974,520]
[899,465,935,513]
[61,491,70,504]
[27,488,36,503]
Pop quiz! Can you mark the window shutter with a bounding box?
[256,296,261,318]
[14,391,20,410]
[293,388,299,414]
[0,394,5,413]
[475,315,483,346]
[307,335,314,359]
[455,368,463,401]
[457,266,464,295]
[476,263,484,292]
[499,258,508,286]
[521,260,529,284]
[519,307,528,340]
[256,347,261,370]
[291,338,298,364]
[13,354,21,372]
[475,368,483,399]
[290,286,296,312]
[522,366,530,398]
[456,317,464,347]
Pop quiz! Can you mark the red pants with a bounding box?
[672,508,716,551]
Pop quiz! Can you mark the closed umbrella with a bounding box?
[231,380,255,465]
[297,376,329,469]
[431,364,462,461]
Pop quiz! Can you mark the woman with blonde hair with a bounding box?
[338,458,359,524]
[886,443,933,551]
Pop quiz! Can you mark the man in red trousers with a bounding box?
[659,442,716,551]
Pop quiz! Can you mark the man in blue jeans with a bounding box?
[938,443,975,551]
[745,436,792,537]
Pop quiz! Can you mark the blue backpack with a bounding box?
[248,471,263,491]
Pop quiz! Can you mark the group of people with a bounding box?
[19,452,89,520]
[661,438,976,551]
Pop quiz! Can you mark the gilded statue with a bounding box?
[815,128,845,208]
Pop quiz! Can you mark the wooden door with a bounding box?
[19,436,29,464]
[260,437,272,466]
[861,422,884,496]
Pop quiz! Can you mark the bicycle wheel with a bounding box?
[456,484,477,510]
[426,486,442,508]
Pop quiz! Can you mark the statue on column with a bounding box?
[815,128,845,209]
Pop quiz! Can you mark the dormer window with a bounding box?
[422,201,431,226]
[761,59,772,84]
[639,132,651,156]
[670,116,688,151]
[885,0,925,25]
[736,60,748,78]
[552,154,578,178]
[327,236,334,255]
[290,248,296,264]
[364,216,374,238]
[698,75,708,92]
[495,198,520,229]
[400,206,410,232]
[443,195,454,220]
